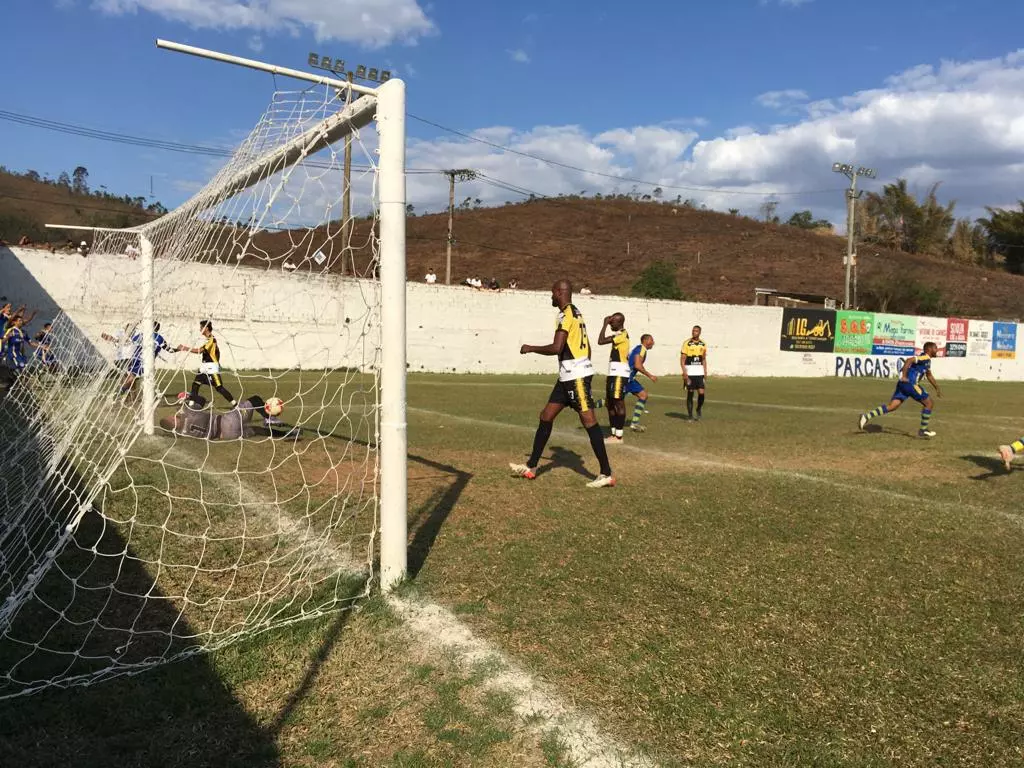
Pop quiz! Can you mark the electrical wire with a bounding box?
[407,113,845,197]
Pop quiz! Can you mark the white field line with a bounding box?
[409,407,1024,529]
[410,380,1021,426]
[141,436,656,768]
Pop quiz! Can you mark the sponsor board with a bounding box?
[916,316,948,356]
[872,314,917,356]
[835,311,874,355]
[992,322,1017,359]
[967,320,993,357]
[945,318,968,357]
[780,308,835,352]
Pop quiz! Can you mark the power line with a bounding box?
[0,109,440,174]
[407,113,845,198]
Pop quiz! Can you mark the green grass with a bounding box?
[3,372,1024,766]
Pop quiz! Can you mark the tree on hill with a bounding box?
[72,166,89,194]
[977,202,1024,274]
[631,261,683,300]
[947,218,987,265]
[786,210,832,230]
[862,178,955,254]
[57,171,71,188]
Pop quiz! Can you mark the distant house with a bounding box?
[754,287,837,310]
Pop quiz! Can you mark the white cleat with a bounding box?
[999,445,1014,472]
[858,414,868,431]
[630,424,646,433]
[918,429,936,439]
[586,474,616,489]
[509,462,536,480]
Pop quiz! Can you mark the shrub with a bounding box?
[631,261,683,301]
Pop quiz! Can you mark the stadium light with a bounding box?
[831,161,879,309]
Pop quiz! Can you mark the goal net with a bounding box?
[0,66,407,699]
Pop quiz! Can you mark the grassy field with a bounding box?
[2,373,1023,766]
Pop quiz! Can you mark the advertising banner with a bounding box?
[834,311,874,354]
[916,316,948,357]
[779,308,835,352]
[945,318,968,357]
[871,314,917,356]
[967,320,993,357]
[992,322,1017,359]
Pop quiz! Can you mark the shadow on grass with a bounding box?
[535,446,593,480]
[961,453,1012,481]
[408,455,473,578]
[665,411,694,421]
[0,397,279,767]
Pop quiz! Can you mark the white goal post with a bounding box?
[0,40,407,699]
[156,40,407,593]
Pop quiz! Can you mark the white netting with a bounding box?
[0,83,385,698]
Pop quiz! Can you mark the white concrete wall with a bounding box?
[2,246,1022,380]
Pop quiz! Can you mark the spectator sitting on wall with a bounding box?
[508,278,519,289]
[78,241,90,257]
[579,284,593,295]
[488,277,500,291]
[425,268,437,284]
[18,235,31,246]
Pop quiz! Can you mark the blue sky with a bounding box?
[2,0,1024,223]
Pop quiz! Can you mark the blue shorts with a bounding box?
[893,380,928,403]
[625,378,645,396]
[7,355,27,371]
[127,358,143,377]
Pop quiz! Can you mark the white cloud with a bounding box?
[508,48,530,64]
[398,49,1024,226]
[89,0,436,47]
[755,89,809,109]
[247,35,263,53]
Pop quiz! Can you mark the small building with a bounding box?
[754,287,837,310]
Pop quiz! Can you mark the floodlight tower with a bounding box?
[831,163,876,309]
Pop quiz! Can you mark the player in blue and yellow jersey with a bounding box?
[625,335,657,432]
[178,320,238,409]
[597,313,630,443]
[102,321,181,400]
[859,341,942,438]
[681,325,708,420]
[3,315,29,372]
[32,321,57,369]
[510,279,615,488]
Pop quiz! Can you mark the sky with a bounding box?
[2,0,1024,227]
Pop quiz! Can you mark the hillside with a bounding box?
[4,169,1022,320]
[401,198,1024,320]
[0,170,158,244]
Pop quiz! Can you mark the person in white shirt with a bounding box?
[425,268,437,284]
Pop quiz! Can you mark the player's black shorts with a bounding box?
[686,375,706,391]
[606,375,629,401]
[194,372,225,388]
[549,376,596,413]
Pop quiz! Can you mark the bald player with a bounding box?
[510,279,615,488]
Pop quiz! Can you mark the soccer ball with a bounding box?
[264,397,284,417]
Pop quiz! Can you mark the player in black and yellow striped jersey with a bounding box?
[510,280,615,488]
[178,320,238,409]
[598,312,630,443]
[680,325,708,420]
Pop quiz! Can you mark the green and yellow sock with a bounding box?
[920,408,932,431]
[631,400,645,426]
[863,404,888,421]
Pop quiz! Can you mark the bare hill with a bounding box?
[403,198,1024,320]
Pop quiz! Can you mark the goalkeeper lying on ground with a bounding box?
[160,394,294,440]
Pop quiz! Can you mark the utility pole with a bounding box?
[831,163,876,309]
[443,169,476,284]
